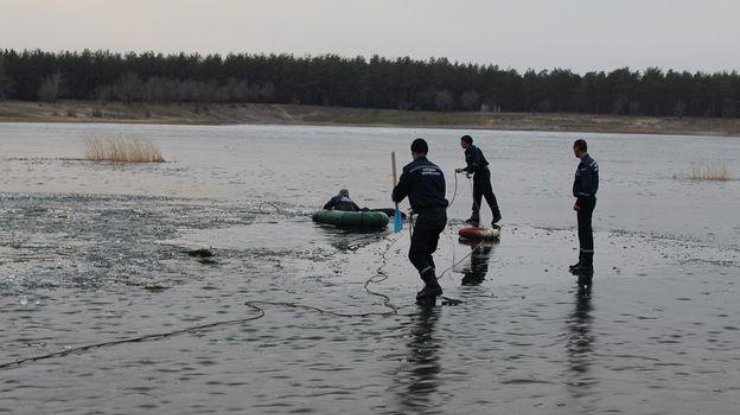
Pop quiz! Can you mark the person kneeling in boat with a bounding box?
[323,189,362,212]
[392,138,449,304]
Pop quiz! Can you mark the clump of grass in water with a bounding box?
[683,164,732,181]
[143,282,170,292]
[186,248,218,265]
[187,248,214,258]
[84,134,165,163]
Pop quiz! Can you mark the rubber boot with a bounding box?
[492,211,502,225]
[571,254,593,274]
[569,253,582,272]
[465,212,480,227]
[416,269,443,301]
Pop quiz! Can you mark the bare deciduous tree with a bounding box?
[116,72,143,104]
[460,90,480,111]
[38,71,62,103]
[435,90,455,111]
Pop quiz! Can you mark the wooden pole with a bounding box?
[391,151,398,188]
[391,151,402,233]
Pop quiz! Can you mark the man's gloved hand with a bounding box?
[455,168,464,174]
[573,203,580,211]
[466,173,472,179]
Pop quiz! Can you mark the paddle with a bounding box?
[391,151,403,233]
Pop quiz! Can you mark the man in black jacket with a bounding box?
[455,135,502,227]
[570,139,599,274]
[323,189,361,211]
[392,138,449,303]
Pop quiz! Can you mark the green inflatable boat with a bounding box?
[312,209,390,230]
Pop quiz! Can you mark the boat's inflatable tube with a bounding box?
[370,208,407,220]
[458,227,501,241]
[312,209,389,230]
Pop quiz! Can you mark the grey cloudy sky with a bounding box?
[1,0,738,73]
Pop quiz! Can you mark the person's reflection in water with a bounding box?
[395,307,443,413]
[459,240,495,286]
[566,273,598,403]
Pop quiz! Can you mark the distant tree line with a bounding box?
[0,49,739,117]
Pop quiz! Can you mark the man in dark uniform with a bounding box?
[323,188,361,211]
[392,138,449,303]
[570,139,599,274]
[454,135,502,227]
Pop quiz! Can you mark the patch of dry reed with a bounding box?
[690,164,731,181]
[84,134,165,163]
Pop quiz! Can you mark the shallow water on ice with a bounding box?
[1,123,739,414]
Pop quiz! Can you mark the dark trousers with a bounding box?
[472,168,501,219]
[409,209,447,278]
[577,196,596,265]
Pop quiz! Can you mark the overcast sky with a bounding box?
[1,0,738,73]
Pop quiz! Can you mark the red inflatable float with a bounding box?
[458,227,501,241]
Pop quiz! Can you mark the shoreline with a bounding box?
[1,100,739,137]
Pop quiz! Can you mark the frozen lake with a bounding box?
[1,123,739,414]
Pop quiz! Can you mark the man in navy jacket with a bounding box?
[323,189,361,211]
[570,139,599,274]
[393,138,449,303]
[455,135,502,227]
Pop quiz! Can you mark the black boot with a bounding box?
[492,211,502,225]
[416,269,443,300]
[569,252,584,271]
[465,213,480,226]
[569,254,582,271]
[570,255,593,274]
